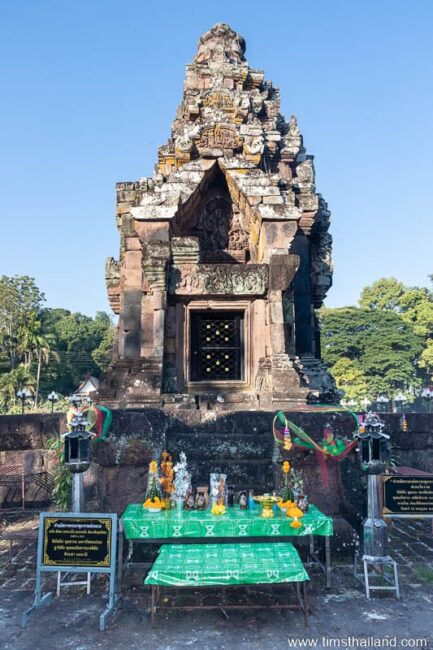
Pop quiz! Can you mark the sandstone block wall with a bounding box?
[0,411,431,528]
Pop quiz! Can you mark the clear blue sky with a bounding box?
[1,0,432,316]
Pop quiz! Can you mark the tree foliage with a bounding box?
[0,276,114,412]
[321,306,424,399]
[322,275,433,403]
[0,275,45,369]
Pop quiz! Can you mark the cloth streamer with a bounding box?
[273,406,359,485]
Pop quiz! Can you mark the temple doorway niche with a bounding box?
[190,311,244,382]
[173,162,250,264]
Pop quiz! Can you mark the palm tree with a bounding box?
[0,365,35,413]
[18,316,58,405]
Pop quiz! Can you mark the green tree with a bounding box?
[0,276,45,369]
[92,326,115,372]
[419,339,433,377]
[0,365,35,413]
[39,309,113,395]
[330,357,369,404]
[358,276,433,381]
[359,278,405,312]
[18,316,58,405]
[320,307,423,399]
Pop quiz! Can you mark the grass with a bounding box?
[411,563,433,583]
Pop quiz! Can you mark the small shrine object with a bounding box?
[62,415,94,473]
[354,412,400,599]
[61,414,96,512]
[194,486,209,510]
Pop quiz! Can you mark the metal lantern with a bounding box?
[357,412,390,475]
[62,415,93,473]
[354,412,399,598]
[61,414,95,512]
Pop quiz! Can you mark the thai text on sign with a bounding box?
[42,517,112,567]
[383,476,433,516]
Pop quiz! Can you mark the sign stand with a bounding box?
[21,512,121,631]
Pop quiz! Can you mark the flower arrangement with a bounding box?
[144,459,162,507]
[211,501,226,515]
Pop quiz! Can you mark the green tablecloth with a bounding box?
[144,542,309,586]
[122,504,333,540]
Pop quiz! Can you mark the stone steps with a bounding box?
[166,425,275,492]
[188,459,274,493]
[167,433,273,460]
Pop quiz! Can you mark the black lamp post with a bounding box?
[16,388,32,414]
[69,394,82,409]
[47,391,59,414]
[61,414,95,511]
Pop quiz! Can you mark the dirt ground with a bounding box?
[1,511,432,650]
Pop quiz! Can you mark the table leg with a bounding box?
[117,527,124,593]
[303,581,309,627]
[151,585,156,626]
[325,536,331,589]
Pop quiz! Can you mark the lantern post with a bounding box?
[355,412,400,598]
[61,414,95,512]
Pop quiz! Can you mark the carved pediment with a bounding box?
[197,124,241,153]
[173,162,250,263]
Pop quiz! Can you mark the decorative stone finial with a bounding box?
[195,23,246,64]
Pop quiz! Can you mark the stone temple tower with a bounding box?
[100,23,336,410]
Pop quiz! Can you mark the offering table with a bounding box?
[120,504,333,588]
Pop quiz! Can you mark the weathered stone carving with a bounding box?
[243,134,264,156]
[281,115,302,157]
[295,159,315,187]
[168,264,267,295]
[105,257,121,314]
[195,23,246,64]
[198,125,241,151]
[171,237,200,265]
[202,92,235,111]
[255,357,272,391]
[142,242,170,291]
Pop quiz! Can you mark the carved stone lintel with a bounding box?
[168,264,268,295]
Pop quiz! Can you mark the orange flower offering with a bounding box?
[279,500,295,510]
[290,519,303,529]
[143,496,164,509]
[286,506,303,519]
[282,461,291,474]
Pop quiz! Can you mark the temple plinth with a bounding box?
[99,23,336,410]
